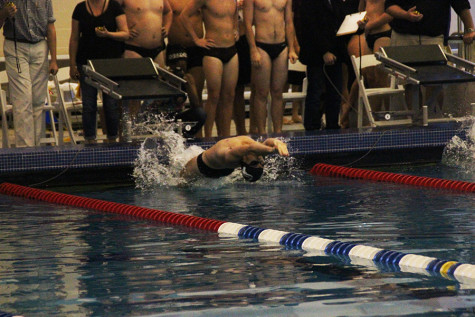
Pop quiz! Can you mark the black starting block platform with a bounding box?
[82,58,202,141]
[375,44,475,125]
[377,44,475,86]
[83,57,186,101]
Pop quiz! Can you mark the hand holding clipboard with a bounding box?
[336,11,367,36]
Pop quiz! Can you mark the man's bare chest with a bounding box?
[254,0,286,13]
[204,0,236,18]
[124,0,163,15]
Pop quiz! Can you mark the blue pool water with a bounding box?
[0,163,474,316]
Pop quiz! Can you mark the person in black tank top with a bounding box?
[69,0,129,143]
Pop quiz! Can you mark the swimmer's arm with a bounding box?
[180,0,205,43]
[234,1,239,41]
[243,0,257,51]
[285,0,297,63]
[162,0,173,38]
[180,157,200,181]
[226,143,273,161]
[230,139,289,158]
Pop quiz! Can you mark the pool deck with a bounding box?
[0,122,467,187]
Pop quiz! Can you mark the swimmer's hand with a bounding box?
[407,7,423,22]
[263,138,289,156]
[128,24,139,39]
[195,37,215,49]
[289,50,298,64]
[250,47,262,67]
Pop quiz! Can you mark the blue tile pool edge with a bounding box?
[0,123,466,175]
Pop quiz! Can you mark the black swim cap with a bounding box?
[241,161,263,182]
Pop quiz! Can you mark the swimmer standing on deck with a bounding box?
[181,136,289,182]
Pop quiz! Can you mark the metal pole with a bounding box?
[422,105,429,126]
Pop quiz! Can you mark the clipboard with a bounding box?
[337,11,367,36]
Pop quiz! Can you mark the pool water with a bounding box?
[0,164,474,316]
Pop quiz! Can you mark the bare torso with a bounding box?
[181,136,287,181]
[168,0,204,46]
[238,0,245,36]
[122,0,165,48]
[364,0,391,34]
[204,136,253,168]
[253,0,287,43]
[202,0,237,47]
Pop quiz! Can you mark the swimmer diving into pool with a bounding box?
[181,136,289,182]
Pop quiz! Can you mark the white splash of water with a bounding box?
[442,117,475,173]
[133,129,199,189]
[133,126,300,189]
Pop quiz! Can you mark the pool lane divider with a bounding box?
[1,182,474,285]
[310,163,475,192]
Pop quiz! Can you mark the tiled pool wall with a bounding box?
[0,123,466,187]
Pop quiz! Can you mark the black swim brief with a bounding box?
[197,153,235,178]
[203,45,237,64]
[365,29,392,50]
[124,43,166,60]
[256,41,287,60]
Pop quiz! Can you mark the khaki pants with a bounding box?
[390,31,444,47]
[4,39,49,147]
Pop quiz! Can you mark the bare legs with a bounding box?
[250,47,288,134]
[202,54,239,137]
